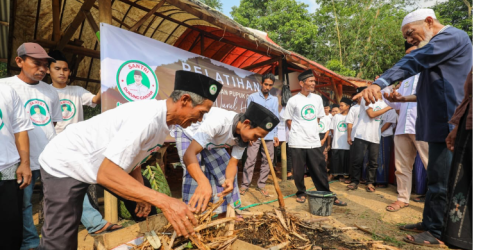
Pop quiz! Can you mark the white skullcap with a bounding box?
[401,9,437,28]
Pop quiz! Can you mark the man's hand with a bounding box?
[16,162,32,189]
[160,197,197,237]
[353,85,381,105]
[446,126,458,152]
[348,137,352,146]
[188,181,213,213]
[384,91,405,103]
[219,178,234,197]
[273,137,279,147]
[135,201,151,218]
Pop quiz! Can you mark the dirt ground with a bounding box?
[29,162,446,250]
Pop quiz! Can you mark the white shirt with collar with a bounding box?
[0,76,63,171]
[283,92,325,148]
[383,74,419,136]
[39,99,170,184]
[192,107,246,159]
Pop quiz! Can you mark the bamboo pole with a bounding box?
[261,139,285,208]
[281,142,287,181]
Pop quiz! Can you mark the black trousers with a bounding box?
[286,143,292,173]
[331,149,350,176]
[351,138,379,185]
[0,179,23,250]
[291,147,330,196]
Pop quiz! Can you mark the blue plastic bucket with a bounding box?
[306,191,336,216]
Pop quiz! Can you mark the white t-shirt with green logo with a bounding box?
[346,104,360,141]
[284,92,325,148]
[353,99,388,144]
[0,76,63,171]
[49,85,96,134]
[192,107,246,159]
[380,109,398,137]
[329,114,349,150]
[39,99,170,184]
[0,84,35,172]
[318,115,331,134]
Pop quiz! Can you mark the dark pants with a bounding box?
[39,168,156,250]
[286,143,292,173]
[291,147,330,197]
[331,149,350,176]
[0,179,24,250]
[351,138,379,185]
[421,142,453,239]
[442,109,472,249]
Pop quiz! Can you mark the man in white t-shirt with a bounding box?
[284,69,346,206]
[37,71,223,249]
[375,108,398,188]
[0,84,35,250]
[180,102,279,214]
[329,98,352,181]
[0,43,62,250]
[47,50,100,134]
[348,91,392,192]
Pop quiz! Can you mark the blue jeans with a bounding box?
[81,194,107,234]
[421,142,453,239]
[21,170,40,250]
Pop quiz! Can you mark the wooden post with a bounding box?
[98,0,117,224]
[281,142,287,181]
[261,139,285,208]
[52,0,61,42]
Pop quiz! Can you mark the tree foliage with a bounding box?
[433,0,472,40]
[198,0,222,11]
[231,0,317,57]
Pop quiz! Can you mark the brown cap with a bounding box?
[17,43,56,62]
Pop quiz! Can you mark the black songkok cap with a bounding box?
[298,69,314,81]
[244,102,280,132]
[48,50,68,63]
[340,97,352,106]
[356,86,367,93]
[174,70,223,102]
[331,104,340,109]
[134,70,142,76]
[405,41,415,51]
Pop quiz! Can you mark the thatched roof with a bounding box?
[3,0,357,100]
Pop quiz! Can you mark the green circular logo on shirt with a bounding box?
[116,60,159,102]
[319,121,325,130]
[337,121,347,132]
[301,104,316,121]
[60,99,77,121]
[25,99,51,126]
[0,109,4,130]
[373,106,382,121]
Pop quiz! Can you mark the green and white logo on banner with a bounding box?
[116,60,159,102]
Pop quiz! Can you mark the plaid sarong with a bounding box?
[173,125,241,214]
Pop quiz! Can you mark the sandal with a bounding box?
[347,183,358,190]
[403,231,445,248]
[399,222,426,233]
[256,187,272,198]
[385,201,409,212]
[296,195,306,203]
[344,179,352,184]
[239,188,248,195]
[412,195,426,203]
[365,184,375,192]
[333,199,347,206]
[360,179,367,184]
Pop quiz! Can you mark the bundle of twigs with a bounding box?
[132,197,236,250]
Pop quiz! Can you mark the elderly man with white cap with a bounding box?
[355,9,472,248]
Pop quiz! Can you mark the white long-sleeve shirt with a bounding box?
[383,74,419,136]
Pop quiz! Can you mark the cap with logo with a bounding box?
[48,50,68,63]
[298,69,314,81]
[340,97,353,106]
[173,70,223,102]
[17,43,56,62]
[244,102,280,132]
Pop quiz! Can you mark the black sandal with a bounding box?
[399,222,425,233]
[333,199,347,206]
[403,231,445,248]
